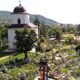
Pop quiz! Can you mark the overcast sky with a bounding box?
[0,0,80,24]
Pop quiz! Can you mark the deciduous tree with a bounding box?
[15,29,37,59]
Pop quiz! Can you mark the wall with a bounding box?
[8,29,16,49]
[11,14,30,24]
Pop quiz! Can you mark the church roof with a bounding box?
[13,4,26,13]
[28,23,38,28]
[8,23,38,28]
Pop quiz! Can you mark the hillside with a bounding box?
[0,11,58,25]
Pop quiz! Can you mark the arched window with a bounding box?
[18,18,21,24]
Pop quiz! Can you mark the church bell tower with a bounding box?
[8,1,38,50]
[8,2,30,49]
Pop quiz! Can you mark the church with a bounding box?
[8,3,38,50]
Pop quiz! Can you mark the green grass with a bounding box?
[7,68,21,78]
[0,40,79,80]
[61,67,69,73]
[0,52,13,58]
[7,63,38,80]
[0,53,24,64]
[14,53,24,59]
[0,57,10,64]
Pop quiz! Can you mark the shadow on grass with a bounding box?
[0,57,38,70]
[0,52,14,58]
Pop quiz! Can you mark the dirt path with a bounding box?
[0,56,9,60]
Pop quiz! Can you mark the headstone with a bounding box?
[20,72,26,80]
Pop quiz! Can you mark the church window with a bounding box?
[18,18,21,24]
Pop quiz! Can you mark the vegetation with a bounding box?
[15,29,37,59]
[0,25,7,47]
[0,22,80,80]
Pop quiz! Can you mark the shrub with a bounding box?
[65,35,74,44]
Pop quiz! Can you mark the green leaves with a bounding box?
[33,16,40,26]
[15,29,37,58]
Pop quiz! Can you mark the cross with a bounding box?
[19,0,21,5]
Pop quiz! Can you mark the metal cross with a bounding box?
[19,0,21,5]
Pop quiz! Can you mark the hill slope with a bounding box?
[0,11,58,25]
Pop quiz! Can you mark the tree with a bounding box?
[15,29,37,59]
[49,27,62,41]
[40,24,49,38]
[55,30,61,41]
[34,16,40,26]
[34,16,41,41]
[77,24,80,33]
[65,35,74,44]
[67,25,76,34]
[0,26,7,46]
[75,44,80,56]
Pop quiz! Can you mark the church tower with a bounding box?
[11,3,30,25]
[8,2,38,50]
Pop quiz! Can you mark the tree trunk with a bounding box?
[36,51,38,56]
[24,51,28,59]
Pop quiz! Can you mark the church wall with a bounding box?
[8,27,38,49]
[25,15,30,24]
[31,27,38,37]
[8,4,39,50]
[11,14,29,24]
[8,29,16,49]
[34,28,38,35]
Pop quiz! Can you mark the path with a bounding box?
[0,56,9,61]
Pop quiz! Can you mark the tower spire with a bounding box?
[19,0,21,6]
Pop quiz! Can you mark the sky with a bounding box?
[0,0,80,24]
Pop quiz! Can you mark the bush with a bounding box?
[0,45,8,51]
[1,65,8,73]
[40,36,45,42]
[75,44,80,51]
[35,42,43,52]
[65,35,74,44]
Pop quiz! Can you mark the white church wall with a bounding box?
[25,15,30,24]
[34,28,38,35]
[31,28,38,37]
[11,14,30,24]
[8,27,38,49]
[8,29,16,49]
